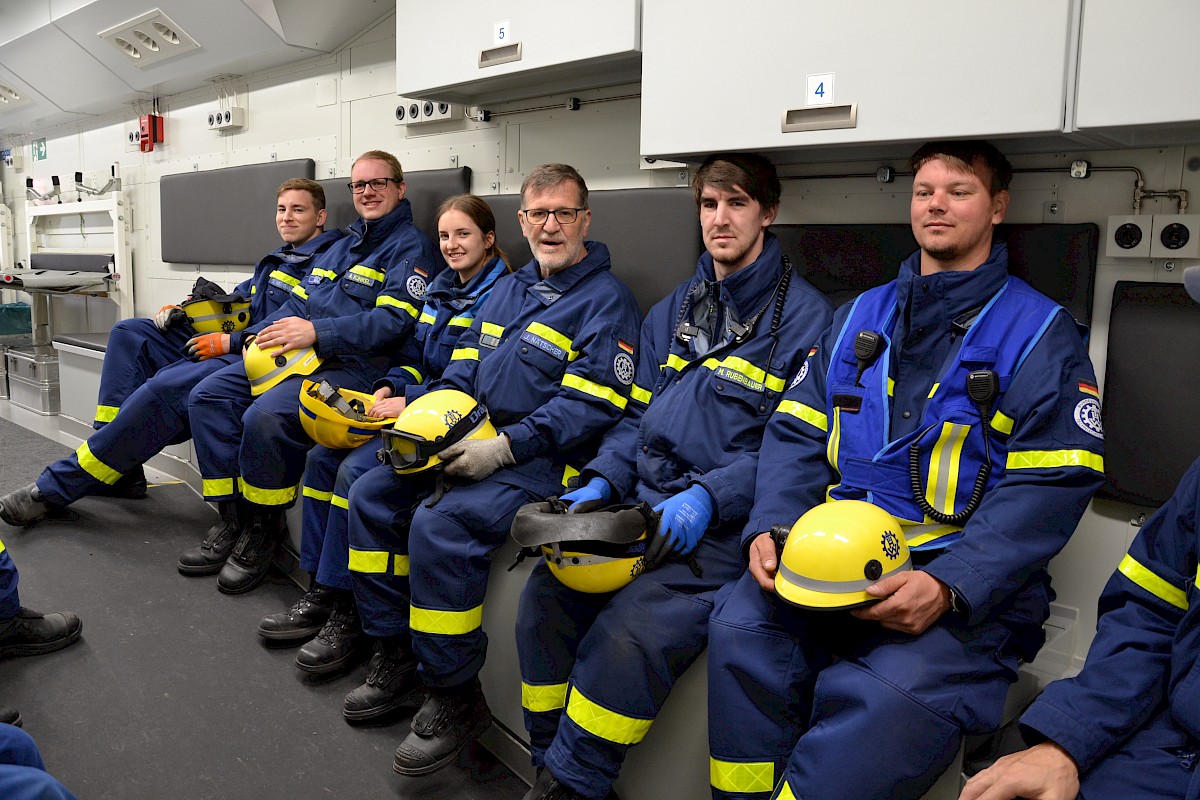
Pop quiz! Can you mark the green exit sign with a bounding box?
[32,138,47,161]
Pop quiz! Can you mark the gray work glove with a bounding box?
[440,434,515,481]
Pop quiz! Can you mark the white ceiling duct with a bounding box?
[0,0,394,136]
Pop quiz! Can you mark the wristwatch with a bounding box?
[947,587,965,615]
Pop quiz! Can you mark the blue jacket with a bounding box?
[250,198,440,385]
[749,243,1105,630]
[433,241,642,498]
[585,233,833,526]
[1021,456,1200,773]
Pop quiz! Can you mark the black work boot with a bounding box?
[0,484,51,527]
[93,465,148,499]
[0,706,21,727]
[217,506,286,595]
[522,767,594,800]
[257,582,338,643]
[294,595,367,675]
[343,636,422,724]
[392,677,492,776]
[0,607,83,660]
[178,500,243,575]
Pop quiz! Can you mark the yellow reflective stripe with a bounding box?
[1196,564,1200,592]
[76,442,121,485]
[268,269,300,287]
[526,322,578,361]
[203,477,237,499]
[394,555,410,576]
[332,494,349,510]
[94,405,119,424]
[561,374,627,411]
[418,311,436,326]
[927,422,970,515]
[702,355,786,392]
[887,377,895,397]
[1006,449,1104,474]
[377,296,419,317]
[903,522,963,548]
[665,353,690,372]
[927,383,940,399]
[776,400,828,432]
[348,549,389,574]
[400,365,423,383]
[562,464,579,489]
[251,285,257,294]
[410,604,483,635]
[312,268,338,281]
[522,682,569,713]
[828,407,842,473]
[992,410,1015,435]
[448,315,473,328]
[292,286,309,300]
[0,539,5,554]
[566,687,654,746]
[630,384,652,405]
[241,480,296,507]
[1118,554,1187,610]
[451,347,480,362]
[777,779,799,800]
[710,758,775,794]
[350,265,386,283]
[302,486,333,503]
[481,321,505,339]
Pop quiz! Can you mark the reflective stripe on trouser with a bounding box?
[238,367,369,508]
[516,528,745,799]
[407,477,539,688]
[37,355,236,507]
[189,360,259,501]
[0,544,20,619]
[94,318,193,427]
[708,572,1026,800]
[314,444,379,591]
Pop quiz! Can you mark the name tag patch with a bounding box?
[520,330,566,360]
[714,366,763,392]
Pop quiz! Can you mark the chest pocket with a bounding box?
[516,326,572,379]
[708,363,774,417]
[339,265,382,305]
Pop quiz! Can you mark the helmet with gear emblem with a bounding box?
[244,338,323,396]
[182,277,250,334]
[511,500,653,593]
[772,500,911,610]
[379,389,496,474]
[298,379,396,449]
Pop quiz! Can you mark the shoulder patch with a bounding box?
[406,274,428,298]
[1074,397,1103,439]
[789,350,816,390]
[614,352,636,386]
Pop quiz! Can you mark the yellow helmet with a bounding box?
[773,500,911,610]
[182,297,251,334]
[511,501,653,594]
[244,339,323,396]
[299,379,396,449]
[379,389,496,474]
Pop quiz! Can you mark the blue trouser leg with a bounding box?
[189,361,256,501]
[408,477,537,689]
[94,318,191,426]
[346,464,430,637]
[300,446,344,575]
[0,544,20,619]
[37,356,236,507]
[1076,711,1198,800]
[0,725,80,800]
[315,444,381,591]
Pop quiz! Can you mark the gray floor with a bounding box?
[0,413,528,800]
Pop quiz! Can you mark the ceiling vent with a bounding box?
[98,9,200,68]
[0,81,32,113]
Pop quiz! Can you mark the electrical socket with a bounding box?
[125,125,142,153]
[207,107,246,131]
[395,97,462,125]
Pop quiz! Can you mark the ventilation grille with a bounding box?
[0,81,32,113]
[99,9,200,68]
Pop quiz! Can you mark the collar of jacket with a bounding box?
[692,231,787,323]
[279,228,344,263]
[519,240,612,306]
[347,198,415,249]
[426,256,509,310]
[894,240,1009,322]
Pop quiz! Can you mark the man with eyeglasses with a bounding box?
[340,163,642,780]
[178,150,440,596]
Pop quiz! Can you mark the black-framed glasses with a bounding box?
[520,207,586,225]
[347,177,401,194]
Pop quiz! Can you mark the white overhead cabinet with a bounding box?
[640,0,1076,160]
[395,0,642,106]
[1073,0,1200,146]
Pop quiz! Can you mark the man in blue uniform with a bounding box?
[180,150,439,595]
[960,267,1200,800]
[706,140,1106,800]
[515,153,833,800]
[0,179,341,528]
[342,164,642,776]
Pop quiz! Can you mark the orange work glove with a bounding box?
[186,333,231,361]
[154,304,185,330]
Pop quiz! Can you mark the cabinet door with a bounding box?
[1075,0,1200,141]
[396,0,641,106]
[641,0,1074,159]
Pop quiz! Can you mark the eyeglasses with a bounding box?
[347,177,401,194]
[520,207,586,225]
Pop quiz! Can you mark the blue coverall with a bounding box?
[34,231,342,507]
[708,243,1106,800]
[346,242,641,689]
[187,199,438,505]
[0,724,79,800]
[1018,456,1200,799]
[301,257,509,591]
[1,538,19,620]
[515,234,833,799]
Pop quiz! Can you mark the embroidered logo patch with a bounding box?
[614,352,635,385]
[406,275,428,298]
[881,529,902,560]
[1074,397,1103,439]
[789,359,810,390]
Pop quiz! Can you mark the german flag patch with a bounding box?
[617,339,635,355]
[414,267,429,278]
[1078,380,1099,398]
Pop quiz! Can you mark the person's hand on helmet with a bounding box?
[652,485,715,555]
[186,332,231,361]
[441,434,514,480]
[154,304,185,331]
[560,476,612,514]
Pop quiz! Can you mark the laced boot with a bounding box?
[257,581,338,643]
[392,677,492,776]
[0,607,83,660]
[0,484,51,527]
[342,635,422,723]
[217,505,286,595]
[178,500,243,575]
[93,465,148,499]
[295,594,367,675]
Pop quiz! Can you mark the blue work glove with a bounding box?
[652,485,715,555]
[559,476,612,514]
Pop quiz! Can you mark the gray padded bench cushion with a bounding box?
[1099,281,1200,507]
[160,159,316,265]
[51,332,110,352]
[319,167,472,240]
[28,252,115,272]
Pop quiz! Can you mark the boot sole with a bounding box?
[295,644,367,676]
[392,714,492,776]
[343,688,424,725]
[257,623,325,643]
[0,626,83,661]
[177,560,228,576]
